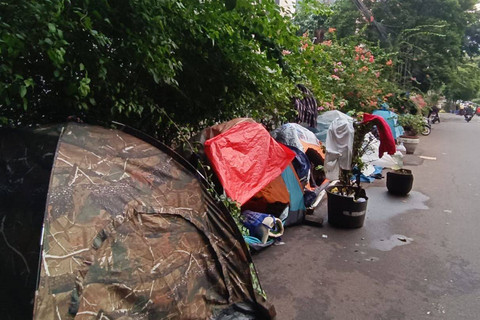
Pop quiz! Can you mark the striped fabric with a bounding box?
[293,84,318,128]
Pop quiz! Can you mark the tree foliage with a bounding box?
[327,0,478,94]
[2,0,480,141]
[0,0,300,142]
[444,58,480,101]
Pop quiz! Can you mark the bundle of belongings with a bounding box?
[201,119,328,251]
[318,110,400,183]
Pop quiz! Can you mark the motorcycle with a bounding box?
[430,112,440,124]
[465,113,474,122]
[421,117,431,136]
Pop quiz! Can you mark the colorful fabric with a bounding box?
[281,164,306,226]
[241,174,290,217]
[286,145,311,182]
[205,121,295,205]
[293,84,318,128]
[362,113,396,157]
[271,122,325,161]
[372,109,404,139]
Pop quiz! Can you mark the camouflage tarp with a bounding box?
[30,123,273,319]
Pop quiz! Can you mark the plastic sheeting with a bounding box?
[205,121,295,205]
[286,145,311,182]
[324,117,355,181]
[271,123,321,151]
[271,123,325,162]
[315,110,354,143]
[199,118,256,144]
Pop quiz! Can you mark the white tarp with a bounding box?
[315,110,354,143]
[271,123,321,152]
[325,117,354,180]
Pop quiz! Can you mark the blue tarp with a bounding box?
[286,145,311,182]
[351,165,384,183]
[372,109,404,139]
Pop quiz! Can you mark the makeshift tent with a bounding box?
[204,121,295,205]
[241,174,290,217]
[281,164,306,226]
[372,109,404,139]
[270,123,325,162]
[199,118,256,145]
[243,163,306,228]
[286,145,311,182]
[314,110,353,143]
[0,123,274,320]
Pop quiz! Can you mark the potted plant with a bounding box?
[326,119,373,228]
[397,113,424,154]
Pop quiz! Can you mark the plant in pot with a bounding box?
[397,113,424,154]
[325,117,375,228]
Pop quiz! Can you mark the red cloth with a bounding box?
[362,113,396,157]
[204,121,296,205]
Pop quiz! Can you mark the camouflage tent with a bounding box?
[0,123,274,320]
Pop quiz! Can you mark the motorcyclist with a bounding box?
[465,105,474,122]
[428,106,440,123]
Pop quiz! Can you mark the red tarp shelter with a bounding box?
[204,121,295,205]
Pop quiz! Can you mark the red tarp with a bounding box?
[204,121,296,205]
[362,113,396,157]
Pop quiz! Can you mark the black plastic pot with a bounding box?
[326,186,368,228]
[386,169,413,195]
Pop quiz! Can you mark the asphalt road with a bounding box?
[253,113,480,320]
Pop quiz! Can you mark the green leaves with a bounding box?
[78,75,91,98]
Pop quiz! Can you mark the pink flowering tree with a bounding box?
[283,29,400,114]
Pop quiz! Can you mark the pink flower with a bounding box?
[282,50,291,56]
[386,59,393,66]
[375,72,380,78]
[318,106,325,111]
[334,68,339,73]
[369,55,375,63]
[328,27,337,33]
[331,75,341,80]
[322,40,332,46]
